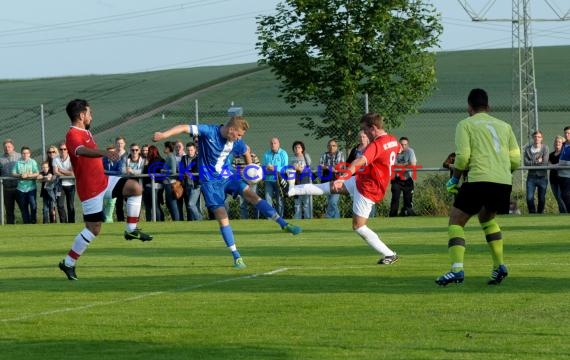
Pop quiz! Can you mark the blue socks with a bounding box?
[220,225,241,260]
[255,199,288,228]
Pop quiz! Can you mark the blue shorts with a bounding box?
[202,178,248,211]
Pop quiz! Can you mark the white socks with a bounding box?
[355,226,395,256]
[65,228,96,266]
[288,183,330,197]
[125,195,142,232]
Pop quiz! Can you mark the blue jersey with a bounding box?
[190,124,247,182]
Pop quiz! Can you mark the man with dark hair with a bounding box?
[58,99,152,280]
[436,88,520,286]
[389,136,417,217]
[523,130,549,214]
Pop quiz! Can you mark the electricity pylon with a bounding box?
[457,0,570,147]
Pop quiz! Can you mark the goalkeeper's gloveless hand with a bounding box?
[446,176,460,194]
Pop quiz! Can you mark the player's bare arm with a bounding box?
[153,124,190,142]
[243,146,253,165]
[76,146,119,161]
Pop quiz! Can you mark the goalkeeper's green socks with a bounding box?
[481,219,503,268]
[448,224,465,272]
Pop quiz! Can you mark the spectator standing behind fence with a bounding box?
[163,141,180,221]
[548,135,566,213]
[232,150,261,219]
[123,143,145,177]
[557,126,570,211]
[181,142,203,221]
[45,146,60,222]
[174,140,186,219]
[389,137,417,217]
[262,137,288,217]
[442,152,456,178]
[290,141,313,219]
[142,145,165,221]
[38,160,57,223]
[0,139,21,224]
[320,139,345,218]
[12,146,39,224]
[113,137,128,221]
[53,141,76,223]
[141,144,149,161]
[523,130,549,214]
[121,144,146,220]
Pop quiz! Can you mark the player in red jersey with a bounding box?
[58,99,152,281]
[288,113,400,264]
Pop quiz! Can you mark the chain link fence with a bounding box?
[2,72,570,221]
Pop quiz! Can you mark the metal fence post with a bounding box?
[195,99,199,125]
[0,178,4,225]
[151,177,156,222]
[40,104,46,161]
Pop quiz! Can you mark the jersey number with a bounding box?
[389,151,397,178]
[485,125,501,152]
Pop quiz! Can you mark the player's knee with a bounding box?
[124,179,142,196]
[86,223,101,236]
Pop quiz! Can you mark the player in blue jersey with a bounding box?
[153,116,301,269]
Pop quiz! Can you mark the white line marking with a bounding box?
[1,267,288,323]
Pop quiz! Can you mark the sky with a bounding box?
[1,0,569,79]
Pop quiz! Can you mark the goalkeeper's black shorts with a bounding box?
[453,182,512,215]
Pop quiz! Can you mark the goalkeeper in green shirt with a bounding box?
[436,88,521,286]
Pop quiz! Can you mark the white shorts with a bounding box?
[343,177,376,218]
[81,176,122,215]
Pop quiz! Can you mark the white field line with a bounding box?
[1,267,289,323]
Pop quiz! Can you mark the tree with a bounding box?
[256,0,442,146]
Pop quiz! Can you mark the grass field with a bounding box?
[1,216,568,359]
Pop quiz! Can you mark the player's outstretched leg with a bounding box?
[288,183,329,197]
[254,199,301,235]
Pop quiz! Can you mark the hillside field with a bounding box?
[1,46,569,169]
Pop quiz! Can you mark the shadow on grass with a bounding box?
[1,269,568,295]
[0,340,291,360]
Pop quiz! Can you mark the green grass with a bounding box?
[1,216,569,359]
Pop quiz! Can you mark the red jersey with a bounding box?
[356,133,400,203]
[66,126,108,201]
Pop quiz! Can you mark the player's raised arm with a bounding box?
[243,145,253,165]
[153,124,190,142]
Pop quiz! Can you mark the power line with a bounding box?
[0,10,271,49]
[0,0,231,37]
